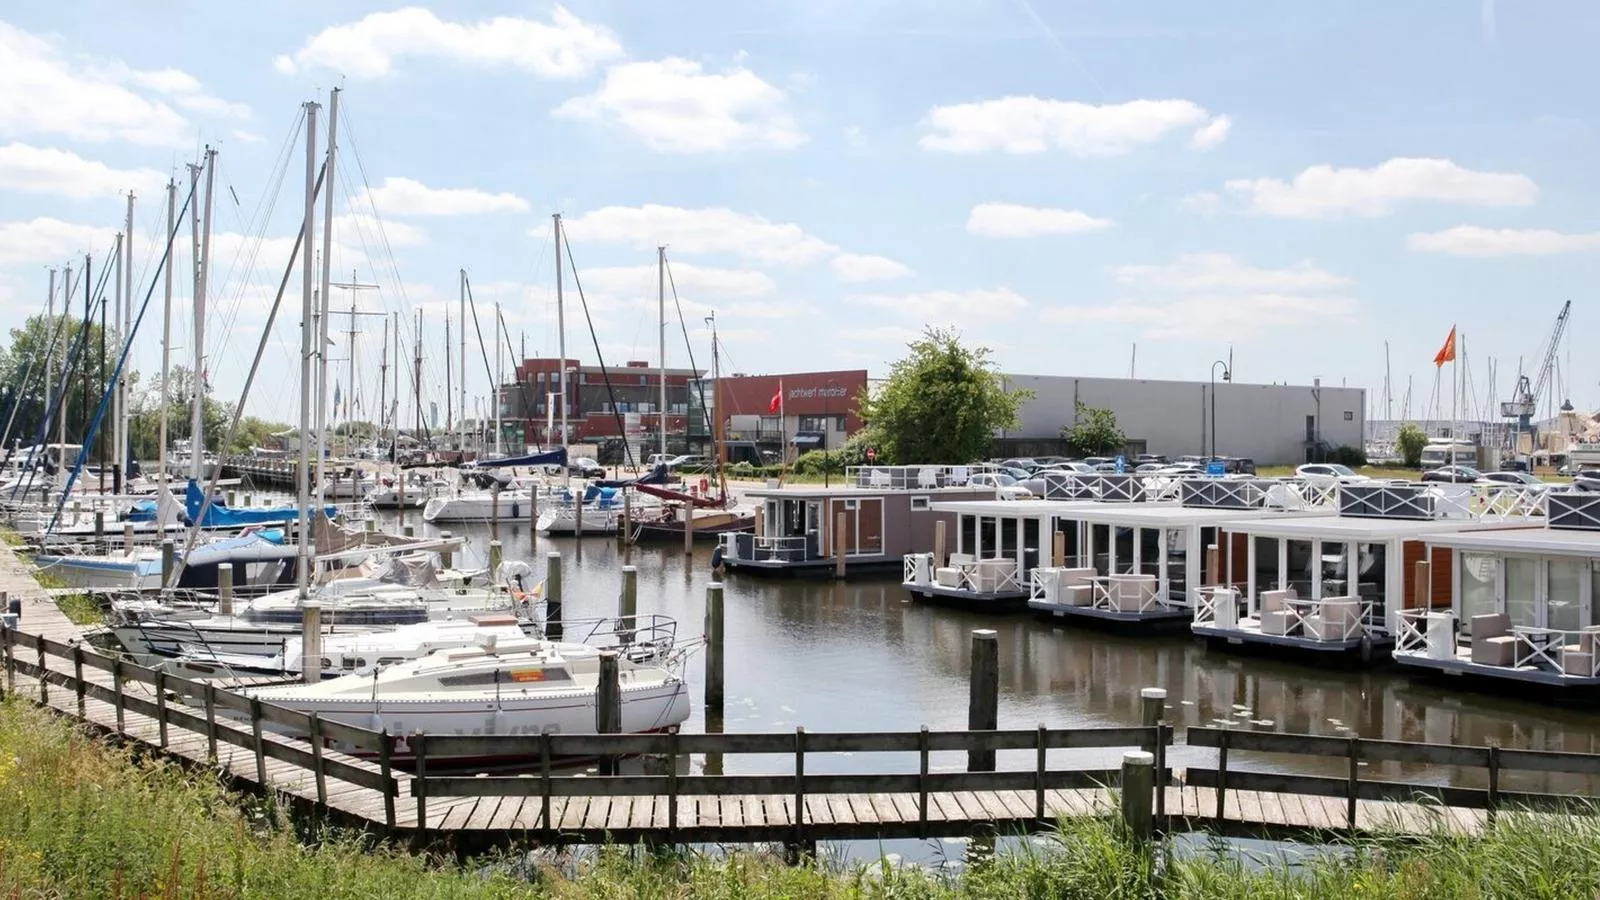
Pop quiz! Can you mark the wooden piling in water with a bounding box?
[704,581,725,716]
[302,603,322,683]
[545,551,563,639]
[93,512,104,551]
[1413,559,1431,610]
[160,539,174,587]
[122,523,133,555]
[1205,544,1219,586]
[218,563,234,617]
[1120,750,1155,841]
[488,540,503,578]
[1052,530,1066,568]
[934,519,947,568]
[620,565,638,631]
[595,651,621,776]
[439,531,453,569]
[834,511,847,579]
[968,629,998,772]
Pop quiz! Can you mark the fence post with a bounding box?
[792,726,807,855]
[72,644,85,716]
[250,698,267,786]
[1035,723,1048,822]
[1486,743,1501,825]
[918,725,930,838]
[1346,735,1360,829]
[704,582,725,717]
[1121,750,1155,842]
[968,630,999,772]
[111,659,125,732]
[309,712,327,806]
[667,729,679,841]
[413,731,428,832]
[539,730,553,830]
[1215,727,1229,820]
[1141,687,1167,826]
[2,625,13,697]
[35,634,46,704]
[379,730,396,830]
[204,682,219,758]
[155,670,169,748]
[595,651,621,777]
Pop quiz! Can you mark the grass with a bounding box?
[54,592,103,626]
[4,697,1600,897]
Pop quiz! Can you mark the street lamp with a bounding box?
[1210,360,1232,461]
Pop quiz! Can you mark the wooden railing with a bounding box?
[1188,726,1600,828]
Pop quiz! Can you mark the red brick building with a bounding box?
[716,369,868,454]
[500,358,703,444]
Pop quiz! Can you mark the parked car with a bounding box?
[1499,458,1530,473]
[646,453,676,468]
[999,458,1039,472]
[969,472,1034,500]
[568,457,604,477]
[1134,453,1167,466]
[1479,470,1547,491]
[668,454,712,473]
[1044,462,1098,475]
[1294,463,1369,490]
[1420,465,1483,484]
[1134,463,1164,474]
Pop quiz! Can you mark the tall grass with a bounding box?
[3,696,1600,898]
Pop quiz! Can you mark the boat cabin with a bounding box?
[1026,477,1333,627]
[720,465,994,576]
[902,498,1114,606]
[1394,490,1600,690]
[1191,481,1544,660]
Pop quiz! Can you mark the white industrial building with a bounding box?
[998,374,1367,466]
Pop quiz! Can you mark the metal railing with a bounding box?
[845,465,997,490]
[1191,585,1237,627]
[1089,574,1166,614]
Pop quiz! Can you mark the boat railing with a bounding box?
[1510,625,1600,675]
[1191,584,1239,628]
[845,465,998,490]
[902,552,933,586]
[556,613,680,662]
[724,533,813,562]
[1280,594,1374,641]
[1089,574,1168,614]
[1393,608,1438,655]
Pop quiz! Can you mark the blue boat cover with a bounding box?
[125,498,159,522]
[593,464,672,489]
[469,447,568,469]
[185,480,336,527]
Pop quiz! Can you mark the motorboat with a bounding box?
[422,487,536,523]
[241,632,692,762]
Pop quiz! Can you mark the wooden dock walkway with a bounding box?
[0,540,1592,852]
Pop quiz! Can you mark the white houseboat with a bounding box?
[1393,490,1600,691]
[1191,481,1545,661]
[720,466,995,576]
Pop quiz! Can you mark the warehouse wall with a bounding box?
[1001,374,1367,466]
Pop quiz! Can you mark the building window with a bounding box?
[798,415,844,433]
[1343,411,1354,421]
[910,496,931,511]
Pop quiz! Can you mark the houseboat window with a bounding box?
[1090,524,1112,575]
[1505,556,1538,628]
[959,515,977,555]
[1548,558,1585,633]
[1164,528,1187,598]
[910,496,931,511]
[1285,540,1314,595]
[1459,553,1498,638]
[780,500,808,536]
[1022,518,1040,563]
[1137,528,1160,577]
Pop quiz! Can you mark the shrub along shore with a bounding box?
[1,697,1598,898]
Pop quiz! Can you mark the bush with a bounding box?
[1329,445,1368,467]
[1397,422,1429,468]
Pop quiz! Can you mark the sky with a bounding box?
[2,1,1598,429]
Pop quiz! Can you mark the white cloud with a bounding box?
[0,217,117,266]
[363,176,529,217]
[966,203,1114,238]
[1179,191,1222,215]
[559,204,837,265]
[273,5,621,79]
[844,125,866,147]
[854,287,1029,322]
[1406,225,1600,257]
[332,213,427,247]
[1042,292,1360,340]
[831,253,913,282]
[230,129,264,144]
[0,21,242,146]
[1225,157,1539,218]
[1114,253,1350,292]
[919,96,1231,156]
[1189,114,1232,149]
[554,58,804,153]
[0,143,166,199]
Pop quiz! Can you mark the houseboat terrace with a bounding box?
[1394,490,1600,692]
[720,466,995,577]
[1191,481,1548,662]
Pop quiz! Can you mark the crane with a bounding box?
[1500,300,1571,451]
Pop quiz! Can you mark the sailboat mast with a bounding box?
[297,99,320,601]
[378,313,388,445]
[192,148,216,480]
[110,229,121,492]
[42,268,55,457]
[494,300,503,456]
[554,213,567,450]
[413,310,422,439]
[457,268,467,456]
[159,180,174,485]
[119,191,133,489]
[314,87,339,501]
[658,245,667,461]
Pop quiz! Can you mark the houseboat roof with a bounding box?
[1066,503,1330,528]
[1212,514,1542,542]
[927,499,1115,517]
[1424,526,1600,557]
[742,483,992,499]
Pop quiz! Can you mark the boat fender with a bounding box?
[711,545,725,572]
[511,500,520,518]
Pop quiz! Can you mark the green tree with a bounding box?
[1060,401,1127,457]
[1396,423,1429,468]
[857,327,1030,464]
[0,313,119,452]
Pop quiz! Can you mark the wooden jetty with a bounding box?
[3,542,1600,853]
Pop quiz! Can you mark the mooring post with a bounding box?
[1412,558,1431,611]
[529,486,539,546]
[1120,750,1155,841]
[301,602,322,683]
[595,650,621,776]
[683,500,693,555]
[1052,529,1066,568]
[1205,544,1220,587]
[93,511,105,551]
[619,565,637,643]
[968,629,999,772]
[704,581,725,717]
[218,563,234,617]
[1141,686,1168,825]
[160,539,175,586]
[122,522,134,556]
[488,540,503,579]
[833,510,847,579]
[620,491,631,547]
[545,551,563,639]
[575,493,584,536]
[438,531,453,569]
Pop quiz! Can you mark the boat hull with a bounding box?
[423,492,531,523]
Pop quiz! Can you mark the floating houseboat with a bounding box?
[1190,481,1545,661]
[1024,477,1336,628]
[719,466,995,576]
[900,472,1180,607]
[1393,490,1600,691]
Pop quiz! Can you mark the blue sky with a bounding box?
[2,1,1597,427]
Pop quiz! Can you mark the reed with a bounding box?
[4,696,1600,898]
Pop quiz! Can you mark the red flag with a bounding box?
[768,381,783,414]
[1433,326,1457,368]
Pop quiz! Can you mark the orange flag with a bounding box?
[1433,326,1457,368]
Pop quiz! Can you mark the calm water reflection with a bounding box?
[385,513,1600,799]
